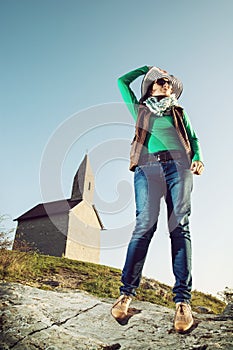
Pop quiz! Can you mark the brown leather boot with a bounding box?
[111,294,132,322]
[174,302,194,333]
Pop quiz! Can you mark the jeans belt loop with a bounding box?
[138,151,185,165]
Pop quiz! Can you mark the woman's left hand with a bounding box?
[190,161,204,175]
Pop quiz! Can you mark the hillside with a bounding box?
[0,249,225,314]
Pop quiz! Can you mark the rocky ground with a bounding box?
[0,282,232,350]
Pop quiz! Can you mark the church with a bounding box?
[13,155,104,264]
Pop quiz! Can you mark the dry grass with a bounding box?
[0,249,226,314]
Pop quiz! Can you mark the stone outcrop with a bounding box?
[0,282,232,350]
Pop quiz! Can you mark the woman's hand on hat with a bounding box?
[190,161,204,175]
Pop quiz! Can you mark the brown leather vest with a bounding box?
[129,105,193,171]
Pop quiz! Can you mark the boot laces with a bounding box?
[122,295,131,304]
[180,303,185,314]
[179,302,189,313]
[176,303,190,320]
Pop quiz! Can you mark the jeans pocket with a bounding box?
[175,159,190,170]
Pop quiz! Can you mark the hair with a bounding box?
[139,81,155,104]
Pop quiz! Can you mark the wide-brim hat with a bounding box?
[141,66,183,99]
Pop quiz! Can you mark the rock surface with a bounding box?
[0,282,232,350]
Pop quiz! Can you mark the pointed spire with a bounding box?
[71,154,94,203]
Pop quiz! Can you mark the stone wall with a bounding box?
[14,214,69,257]
[65,202,100,263]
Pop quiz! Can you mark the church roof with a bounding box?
[71,154,87,200]
[14,198,105,230]
[14,199,81,221]
[92,204,105,230]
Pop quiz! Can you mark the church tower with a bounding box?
[65,154,103,262]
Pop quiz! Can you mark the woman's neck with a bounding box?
[153,95,167,102]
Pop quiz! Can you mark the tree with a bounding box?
[218,287,233,304]
[0,214,14,249]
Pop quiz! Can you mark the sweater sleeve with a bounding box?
[117,66,149,121]
[183,110,204,163]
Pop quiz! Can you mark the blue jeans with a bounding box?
[120,157,193,303]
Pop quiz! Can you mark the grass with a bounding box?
[0,249,226,314]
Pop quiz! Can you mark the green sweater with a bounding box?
[118,66,203,162]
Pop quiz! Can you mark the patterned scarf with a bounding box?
[144,93,179,116]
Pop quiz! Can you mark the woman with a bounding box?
[111,66,204,332]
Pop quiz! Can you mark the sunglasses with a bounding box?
[156,78,172,86]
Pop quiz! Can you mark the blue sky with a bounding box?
[1,0,233,297]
